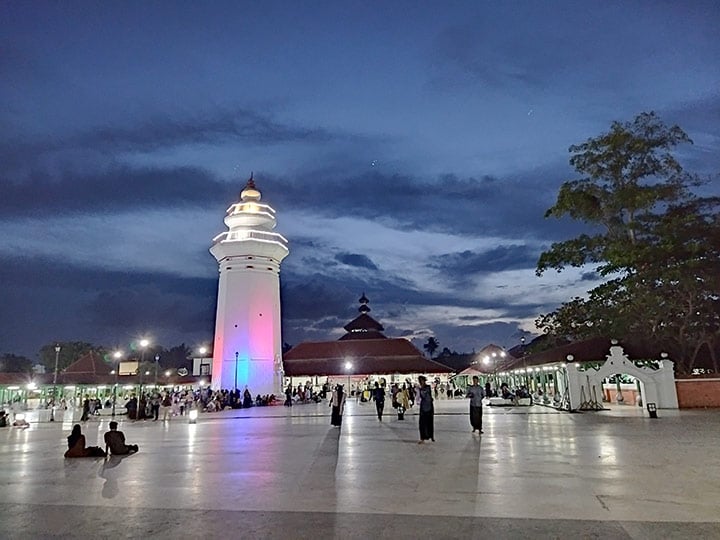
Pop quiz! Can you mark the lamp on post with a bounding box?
[111,350,122,417]
[154,354,160,385]
[50,344,61,422]
[197,346,210,377]
[138,339,149,410]
[344,360,353,392]
[234,351,239,391]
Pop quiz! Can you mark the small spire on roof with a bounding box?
[358,292,370,313]
[240,171,261,202]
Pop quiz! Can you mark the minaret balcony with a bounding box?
[213,229,288,248]
[210,229,289,263]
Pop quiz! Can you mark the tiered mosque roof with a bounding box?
[283,294,452,377]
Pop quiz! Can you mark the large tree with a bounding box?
[0,353,33,373]
[536,112,719,374]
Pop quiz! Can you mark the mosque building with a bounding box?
[282,294,453,389]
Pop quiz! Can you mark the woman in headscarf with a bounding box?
[64,424,106,457]
[417,376,435,443]
[329,385,346,427]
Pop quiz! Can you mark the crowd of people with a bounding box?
[54,374,504,463]
[119,385,282,419]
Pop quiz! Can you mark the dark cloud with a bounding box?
[428,4,719,94]
[334,252,378,270]
[0,165,231,217]
[0,108,348,175]
[662,94,720,175]
[266,166,582,241]
[280,275,356,322]
[429,245,540,283]
[413,321,530,355]
[0,255,216,357]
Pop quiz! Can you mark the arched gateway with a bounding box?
[565,342,678,411]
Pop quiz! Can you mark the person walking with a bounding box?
[284,384,293,407]
[330,385,346,427]
[81,398,90,422]
[466,375,485,434]
[417,376,434,443]
[161,392,173,421]
[396,385,409,420]
[373,382,385,421]
[151,393,161,421]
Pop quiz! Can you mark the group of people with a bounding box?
[0,409,29,428]
[416,375,487,442]
[119,386,279,419]
[326,374,489,443]
[284,382,325,406]
[64,421,139,458]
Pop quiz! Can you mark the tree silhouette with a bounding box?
[423,337,439,358]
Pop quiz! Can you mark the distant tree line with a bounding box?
[0,342,195,373]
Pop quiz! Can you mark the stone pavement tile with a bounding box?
[620,520,720,540]
[0,504,636,540]
[2,399,720,538]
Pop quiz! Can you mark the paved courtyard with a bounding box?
[1,399,719,539]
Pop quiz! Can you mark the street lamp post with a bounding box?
[138,339,149,418]
[112,350,122,417]
[154,354,160,386]
[234,352,239,391]
[50,344,61,422]
[344,361,353,392]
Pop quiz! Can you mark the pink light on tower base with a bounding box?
[209,175,289,395]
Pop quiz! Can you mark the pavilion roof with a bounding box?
[455,365,487,377]
[342,313,385,333]
[63,351,113,375]
[283,338,453,376]
[499,336,668,370]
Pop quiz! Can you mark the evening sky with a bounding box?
[1,1,718,359]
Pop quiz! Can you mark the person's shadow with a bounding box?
[99,454,131,499]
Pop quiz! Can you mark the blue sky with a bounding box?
[1,1,718,358]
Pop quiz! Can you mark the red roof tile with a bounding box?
[63,352,113,375]
[283,338,453,376]
[343,313,385,333]
[499,336,668,370]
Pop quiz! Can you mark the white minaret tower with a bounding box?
[210,174,289,394]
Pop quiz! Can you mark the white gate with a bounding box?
[565,343,678,411]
